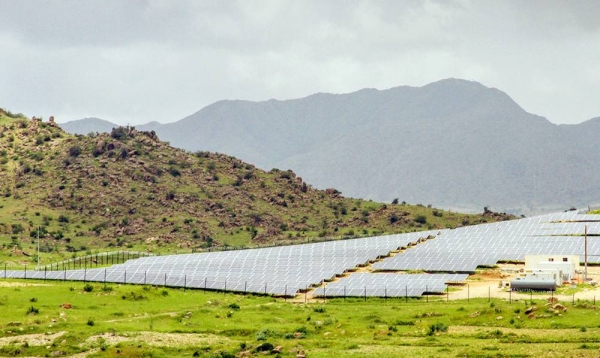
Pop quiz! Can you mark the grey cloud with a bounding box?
[0,0,598,125]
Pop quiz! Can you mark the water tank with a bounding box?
[510,278,557,291]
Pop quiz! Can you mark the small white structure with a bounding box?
[525,255,578,281]
[511,272,559,291]
[511,255,580,291]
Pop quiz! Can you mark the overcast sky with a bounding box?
[1,0,599,125]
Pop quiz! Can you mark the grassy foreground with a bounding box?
[1,280,600,357]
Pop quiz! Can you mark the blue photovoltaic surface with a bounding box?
[3,212,599,297]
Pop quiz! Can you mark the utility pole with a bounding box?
[585,225,588,281]
[37,227,40,271]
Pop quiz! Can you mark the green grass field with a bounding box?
[1,279,600,357]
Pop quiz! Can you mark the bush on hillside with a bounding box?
[68,145,81,157]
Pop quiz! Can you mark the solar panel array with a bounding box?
[373,212,600,273]
[3,212,599,297]
[3,231,437,296]
[313,273,467,297]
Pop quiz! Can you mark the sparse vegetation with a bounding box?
[0,114,511,268]
[0,280,597,357]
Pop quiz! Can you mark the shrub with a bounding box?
[313,306,326,313]
[11,224,24,235]
[255,342,274,352]
[68,146,81,157]
[26,306,39,315]
[110,126,129,140]
[87,318,95,326]
[83,283,94,292]
[414,215,427,224]
[427,322,448,335]
[280,171,292,180]
[58,214,70,223]
[393,320,415,326]
[168,166,181,177]
[255,328,272,341]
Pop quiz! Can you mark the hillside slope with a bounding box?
[0,114,508,266]
[62,79,600,214]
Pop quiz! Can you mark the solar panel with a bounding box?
[4,212,599,297]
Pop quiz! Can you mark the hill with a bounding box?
[0,114,508,267]
[59,117,117,135]
[62,79,600,215]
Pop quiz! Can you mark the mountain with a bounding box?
[0,114,506,267]
[60,117,119,134]
[62,79,600,214]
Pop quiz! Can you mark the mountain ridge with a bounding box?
[59,79,600,214]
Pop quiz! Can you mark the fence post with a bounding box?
[405,286,408,303]
[104,268,107,284]
[144,271,147,285]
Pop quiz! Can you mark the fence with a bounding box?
[36,251,152,271]
[2,267,597,308]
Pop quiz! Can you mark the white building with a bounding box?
[525,255,579,281]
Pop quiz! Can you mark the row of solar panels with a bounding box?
[313,273,467,297]
[3,212,599,297]
[3,231,440,296]
[372,213,600,273]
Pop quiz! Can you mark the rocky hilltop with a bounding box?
[0,111,509,265]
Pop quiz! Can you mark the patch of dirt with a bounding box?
[0,331,67,347]
[470,268,506,280]
[0,282,51,288]
[82,331,229,348]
